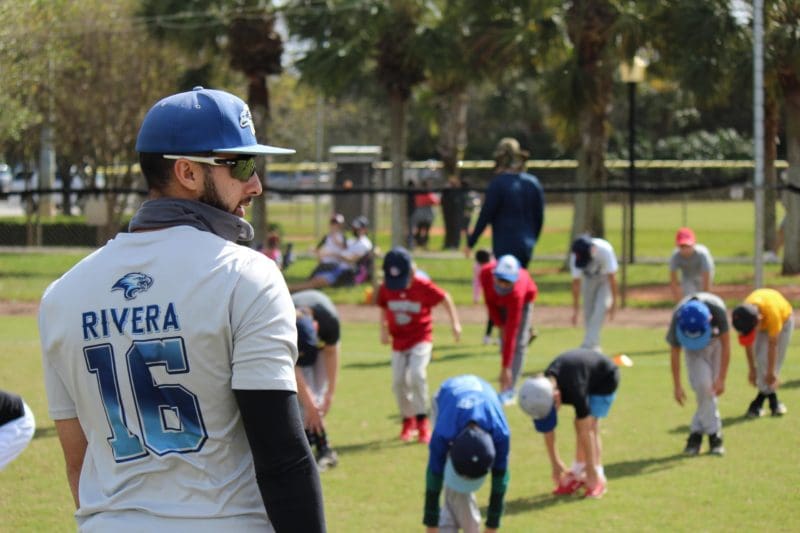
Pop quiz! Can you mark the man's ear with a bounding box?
[172,159,203,192]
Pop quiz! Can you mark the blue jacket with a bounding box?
[468,171,544,267]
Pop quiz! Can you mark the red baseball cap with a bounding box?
[676,227,696,246]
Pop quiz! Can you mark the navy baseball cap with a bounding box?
[136,87,295,155]
[383,247,412,290]
[444,425,495,494]
[732,303,759,346]
[295,315,319,367]
[571,236,593,268]
[493,255,520,283]
[676,300,712,350]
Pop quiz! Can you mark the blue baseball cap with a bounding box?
[295,315,319,367]
[533,405,558,433]
[383,247,412,290]
[676,300,712,351]
[444,425,495,494]
[493,255,520,283]
[136,87,295,155]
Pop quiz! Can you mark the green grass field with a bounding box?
[1,199,798,530]
[2,317,799,531]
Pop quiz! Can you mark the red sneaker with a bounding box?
[584,478,607,499]
[552,473,584,496]
[399,418,417,442]
[417,418,431,444]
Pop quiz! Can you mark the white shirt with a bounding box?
[340,234,372,264]
[569,238,618,279]
[40,225,297,530]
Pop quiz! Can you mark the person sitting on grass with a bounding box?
[290,215,373,292]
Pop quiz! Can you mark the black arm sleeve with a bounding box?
[234,389,326,532]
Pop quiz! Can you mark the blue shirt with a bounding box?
[427,375,511,476]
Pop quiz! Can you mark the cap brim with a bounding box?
[738,329,757,347]
[213,144,296,155]
[676,327,712,351]
[533,405,558,433]
[444,458,486,494]
[384,275,409,291]
[494,273,517,283]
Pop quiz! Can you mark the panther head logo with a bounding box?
[112,272,154,300]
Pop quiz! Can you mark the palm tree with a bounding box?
[286,0,427,246]
[649,0,800,273]
[139,1,284,246]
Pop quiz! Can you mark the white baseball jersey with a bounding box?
[569,238,618,279]
[40,225,298,531]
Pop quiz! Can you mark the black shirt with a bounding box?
[545,349,620,419]
[0,389,24,426]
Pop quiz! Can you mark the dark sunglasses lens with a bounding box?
[229,158,256,181]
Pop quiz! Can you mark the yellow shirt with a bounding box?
[745,288,793,338]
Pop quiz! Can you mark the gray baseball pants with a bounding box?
[391,341,432,417]
[684,338,722,434]
[752,315,793,394]
[502,302,533,391]
[581,276,611,351]
[439,488,481,533]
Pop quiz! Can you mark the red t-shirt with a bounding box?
[414,192,440,207]
[479,264,538,368]
[377,275,447,351]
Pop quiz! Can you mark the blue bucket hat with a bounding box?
[136,86,295,155]
[676,300,712,350]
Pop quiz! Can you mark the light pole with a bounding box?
[619,56,647,264]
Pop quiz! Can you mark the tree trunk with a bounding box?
[436,88,469,249]
[763,95,778,253]
[782,85,800,274]
[249,75,270,249]
[389,90,408,248]
[572,85,610,242]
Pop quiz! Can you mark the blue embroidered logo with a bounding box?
[112,273,154,300]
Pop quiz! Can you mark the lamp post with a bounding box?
[619,56,647,264]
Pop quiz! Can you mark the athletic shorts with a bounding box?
[588,393,616,418]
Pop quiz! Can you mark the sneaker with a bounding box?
[498,389,516,406]
[316,449,339,471]
[771,403,788,416]
[746,404,764,419]
[552,473,584,496]
[708,433,725,456]
[683,432,703,456]
[417,418,431,444]
[584,478,607,499]
[482,335,493,345]
[400,418,417,442]
[764,251,779,264]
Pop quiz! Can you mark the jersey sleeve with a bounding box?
[230,255,297,392]
[665,310,680,347]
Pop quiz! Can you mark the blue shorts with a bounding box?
[588,393,616,418]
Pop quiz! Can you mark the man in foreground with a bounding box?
[39,87,325,531]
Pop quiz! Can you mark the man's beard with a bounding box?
[199,166,233,214]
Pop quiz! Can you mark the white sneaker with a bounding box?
[482,335,493,345]
[764,251,779,264]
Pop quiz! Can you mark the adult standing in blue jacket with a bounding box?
[465,137,545,268]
